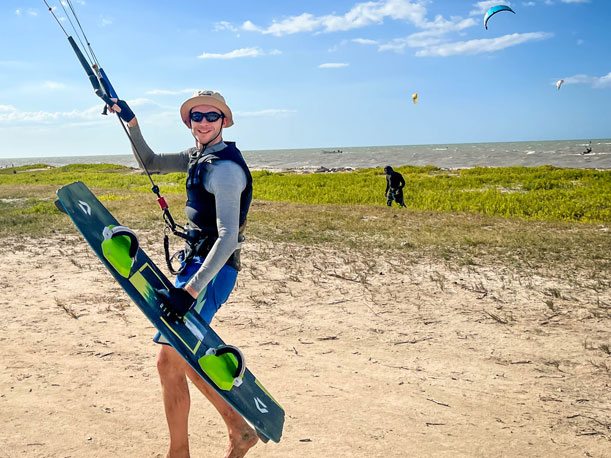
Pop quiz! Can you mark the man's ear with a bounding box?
[222,117,228,128]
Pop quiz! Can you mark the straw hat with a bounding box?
[180,90,233,128]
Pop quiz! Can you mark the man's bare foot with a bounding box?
[165,452,189,458]
[224,426,259,458]
[165,448,189,458]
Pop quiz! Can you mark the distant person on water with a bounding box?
[582,141,593,155]
[108,91,258,458]
[384,165,406,207]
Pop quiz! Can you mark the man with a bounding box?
[109,90,257,458]
[384,165,406,207]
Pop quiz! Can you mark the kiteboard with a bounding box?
[55,181,284,443]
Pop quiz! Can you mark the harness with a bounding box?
[164,229,245,275]
[164,142,253,275]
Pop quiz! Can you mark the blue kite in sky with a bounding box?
[484,5,516,30]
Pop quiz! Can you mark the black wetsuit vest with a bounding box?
[185,142,253,235]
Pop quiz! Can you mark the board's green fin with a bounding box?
[198,347,243,391]
[101,225,136,278]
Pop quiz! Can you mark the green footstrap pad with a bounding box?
[198,350,241,391]
[101,226,135,278]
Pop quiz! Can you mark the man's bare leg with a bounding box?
[184,363,258,458]
[157,345,191,458]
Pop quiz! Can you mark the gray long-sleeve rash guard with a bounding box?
[127,125,247,293]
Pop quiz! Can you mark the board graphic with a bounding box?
[56,181,284,443]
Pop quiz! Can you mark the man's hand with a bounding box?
[107,98,136,123]
[155,286,196,323]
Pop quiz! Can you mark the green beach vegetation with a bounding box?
[1,163,609,222]
[0,163,609,280]
[254,165,611,222]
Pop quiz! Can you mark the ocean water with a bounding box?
[1,139,610,170]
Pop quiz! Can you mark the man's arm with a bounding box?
[398,173,405,189]
[107,99,190,173]
[127,125,191,173]
[185,161,247,296]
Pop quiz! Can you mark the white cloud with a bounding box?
[198,47,278,59]
[237,0,548,58]
[401,16,476,48]
[523,2,536,6]
[470,1,512,16]
[376,16,477,53]
[415,32,552,57]
[378,38,410,52]
[146,88,197,95]
[352,38,379,45]
[214,21,239,32]
[0,107,100,124]
[561,74,590,84]
[318,63,349,68]
[328,40,349,52]
[242,0,429,36]
[60,0,86,6]
[242,15,319,35]
[594,73,611,87]
[560,0,589,3]
[15,8,38,16]
[0,98,161,125]
[562,73,611,88]
[100,16,113,27]
[125,98,157,107]
[377,34,445,52]
[235,109,297,117]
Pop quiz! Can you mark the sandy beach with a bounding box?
[2,0,609,454]
[0,227,610,458]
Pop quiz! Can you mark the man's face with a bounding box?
[189,104,227,146]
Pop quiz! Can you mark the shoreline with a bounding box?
[7,163,611,175]
[2,138,610,172]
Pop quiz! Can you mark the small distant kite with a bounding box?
[484,5,516,29]
[556,79,564,90]
[412,93,418,104]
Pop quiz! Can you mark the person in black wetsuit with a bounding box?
[384,165,406,207]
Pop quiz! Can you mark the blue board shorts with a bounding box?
[153,256,238,345]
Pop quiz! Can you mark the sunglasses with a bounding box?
[190,111,224,123]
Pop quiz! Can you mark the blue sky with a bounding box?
[0,0,609,158]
